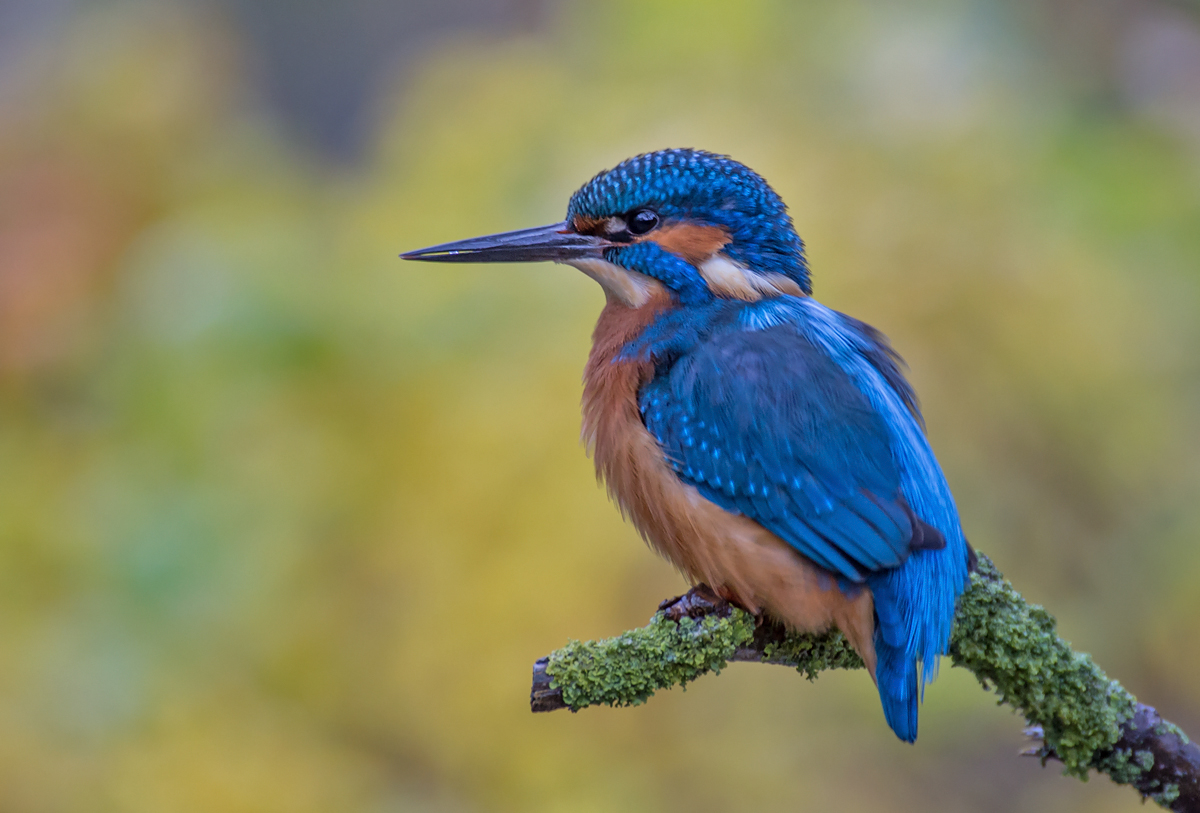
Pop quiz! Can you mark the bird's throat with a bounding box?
[567,258,667,308]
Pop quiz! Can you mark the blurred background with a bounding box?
[1,0,1199,810]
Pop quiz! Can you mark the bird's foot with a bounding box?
[1020,725,1055,764]
[658,584,734,622]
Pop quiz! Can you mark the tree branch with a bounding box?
[530,554,1200,812]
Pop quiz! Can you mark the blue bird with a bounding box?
[402,149,973,742]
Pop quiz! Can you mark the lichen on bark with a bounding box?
[534,554,1200,811]
[948,556,1134,778]
[546,610,757,710]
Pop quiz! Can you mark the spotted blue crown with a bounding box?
[567,149,811,294]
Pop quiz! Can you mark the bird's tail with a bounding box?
[867,572,919,742]
[873,633,919,743]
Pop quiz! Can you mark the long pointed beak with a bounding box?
[400,221,611,264]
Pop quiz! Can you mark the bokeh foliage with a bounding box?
[1,1,1198,811]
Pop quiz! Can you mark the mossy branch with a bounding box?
[530,554,1200,812]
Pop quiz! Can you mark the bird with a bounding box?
[402,148,973,742]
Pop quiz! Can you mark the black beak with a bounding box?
[401,221,611,264]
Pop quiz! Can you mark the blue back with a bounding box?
[560,148,970,741]
[627,296,971,741]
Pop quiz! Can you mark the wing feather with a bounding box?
[641,321,919,582]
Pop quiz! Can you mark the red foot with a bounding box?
[659,584,752,621]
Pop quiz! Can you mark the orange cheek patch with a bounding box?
[644,223,731,265]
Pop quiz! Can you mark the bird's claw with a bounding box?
[659,584,733,622]
[1020,725,1054,762]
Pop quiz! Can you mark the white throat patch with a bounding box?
[567,258,665,307]
[566,253,803,307]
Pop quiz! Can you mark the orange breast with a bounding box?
[581,296,879,676]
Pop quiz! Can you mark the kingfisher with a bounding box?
[402,149,972,742]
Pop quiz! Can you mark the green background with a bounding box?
[1,1,1198,810]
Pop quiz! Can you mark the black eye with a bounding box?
[628,208,659,235]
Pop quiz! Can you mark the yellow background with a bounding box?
[1,1,1199,810]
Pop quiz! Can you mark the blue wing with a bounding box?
[639,318,941,583]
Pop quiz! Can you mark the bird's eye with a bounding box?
[628,209,660,235]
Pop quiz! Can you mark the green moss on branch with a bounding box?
[535,554,1200,811]
[947,556,1133,777]
[547,610,757,710]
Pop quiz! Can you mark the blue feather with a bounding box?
[639,305,915,582]
[568,149,811,292]
[411,147,969,743]
[632,295,970,741]
[873,626,920,743]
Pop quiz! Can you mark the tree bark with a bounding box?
[529,554,1199,812]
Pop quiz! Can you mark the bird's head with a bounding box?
[402,149,809,307]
